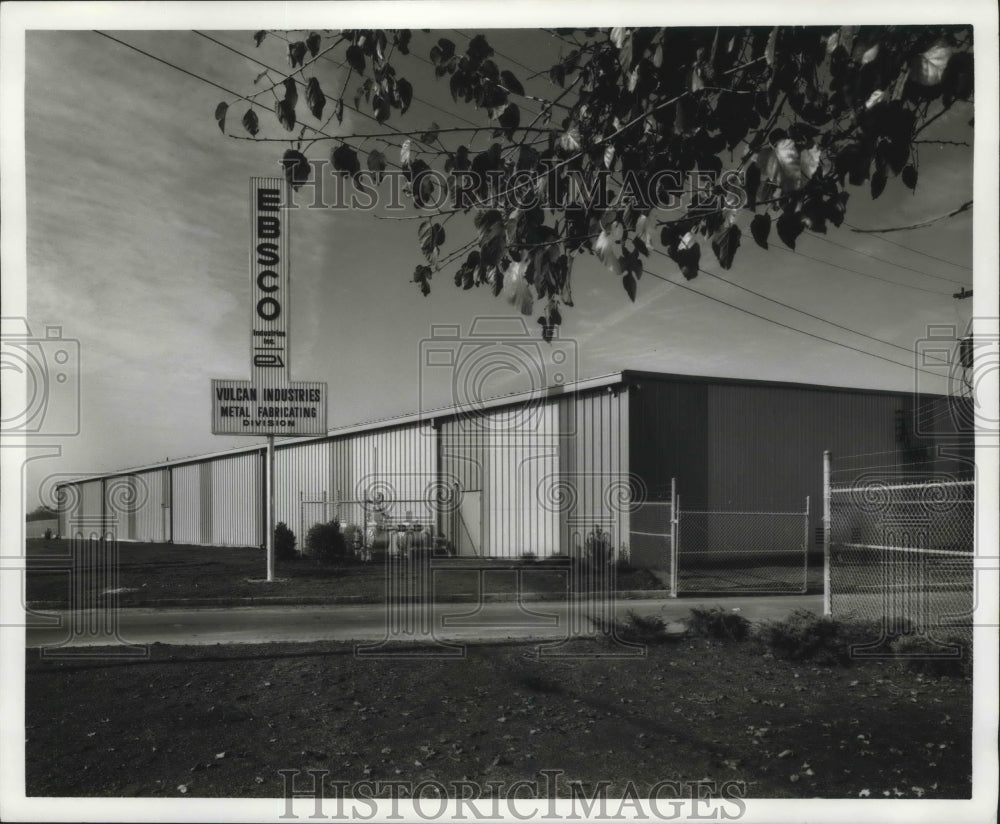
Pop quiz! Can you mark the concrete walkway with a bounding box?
[26,593,822,649]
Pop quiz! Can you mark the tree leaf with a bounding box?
[253,31,267,47]
[420,123,440,145]
[306,77,326,119]
[750,213,771,249]
[400,138,413,167]
[283,77,298,106]
[241,108,260,136]
[335,98,344,125]
[912,42,952,86]
[396,78,413,114]
[413,265,432,296]
[871,169,887,199]
[419,220,446,262]
[623,273,637,302]
[288,41,307,69]
[901,164,918,191]
[281,149,311,191]
[275,98,296,131]
[214,102,228,133]
[331,144,361,177]
[776,210,804,249]
[346,45,366,73]
[500,69,524,96]
[372,94,390,123]
[430,38,455,66]
[498,103,520,137]
[367,149,387,179]
[306,32,321,58]
[744,162,760,211]
[549,63,566,88]
[711,223,742,270]
[559,126,581,152]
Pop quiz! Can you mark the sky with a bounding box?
[2,3,996,513]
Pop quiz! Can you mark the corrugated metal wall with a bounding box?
[171,464,202,544]
[52,375,969,557]
[211,453,262,546]
[133,470,169,543]
[558,389,630,558]
[631,377,951,556]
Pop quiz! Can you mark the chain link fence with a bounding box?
[677,506,810,594]
[628,481,809,595]
[825,456,974,640]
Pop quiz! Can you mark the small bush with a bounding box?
[589,610,673,644]
[687,605,751,642]
[305,519,349,562]
[890,633,972,678]
[757,610,917,666]
[274,521,297,561]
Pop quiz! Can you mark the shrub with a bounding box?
[756,610,915,666]
[589,610,674,644]
[757,609,844,663]
[305,519,349,562]
[274,521,297,561]
[890,633,972,678]
[686,605,751,642]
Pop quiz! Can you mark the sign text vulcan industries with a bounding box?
[210,177,328,436]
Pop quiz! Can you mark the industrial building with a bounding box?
[54,370,972,566]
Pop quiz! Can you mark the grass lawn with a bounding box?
[25,539,821,607]
[25,635,971,799]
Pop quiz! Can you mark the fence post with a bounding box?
[802,496,810,594]
[823,451,832,615]
[670,479,679,597]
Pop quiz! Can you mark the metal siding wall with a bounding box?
[103,475,137,540]
[704,383,930,554]
[705,384,905,511]
[484,404,560,557]
[133,470,167,543]
[211,453,261,546]
[277,441,328,541]
[80,480,103,526]
[171,464,202,544]
[629,380,709,505]
[557,389,629,557]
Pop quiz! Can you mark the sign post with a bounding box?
[212,178,327,581]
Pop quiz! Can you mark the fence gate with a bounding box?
[824,454,974,640]
[629,479,677,593]
[675,498,810,594]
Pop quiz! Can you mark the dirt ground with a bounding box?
[25,635,971,800]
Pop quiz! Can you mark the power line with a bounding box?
[96,31,408,175]
[94,30,252,102]
[841,227,973,272]
[649,250,951,367]
[846,200,973,234]
[642,263,951,381]
[770,242,954,296]
[807,231,969,286]
[450,29,546,78]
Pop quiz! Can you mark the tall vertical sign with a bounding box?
[211,178,328,580]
